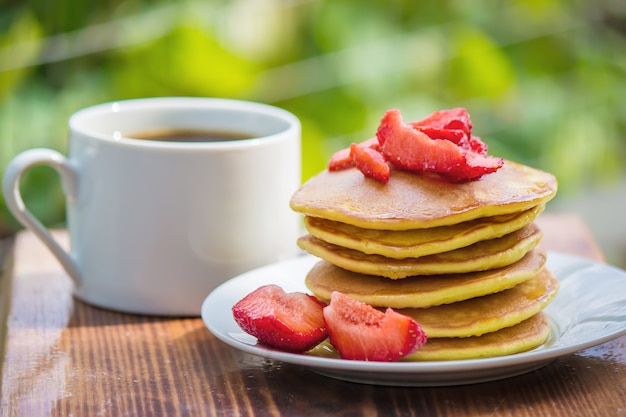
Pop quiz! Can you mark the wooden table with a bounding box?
[1,213,624,416]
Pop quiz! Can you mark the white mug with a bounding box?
[2,97,302,316]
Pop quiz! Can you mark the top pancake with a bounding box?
[290,160,557,230]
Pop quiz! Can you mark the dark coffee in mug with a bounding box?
[127,129,253,142]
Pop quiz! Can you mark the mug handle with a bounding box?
[2,148,81,284]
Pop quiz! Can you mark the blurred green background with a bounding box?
[1,0,625,264]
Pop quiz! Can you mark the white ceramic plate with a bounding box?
[201,252,626,386]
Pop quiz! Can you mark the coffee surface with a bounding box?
[127,129,252,142]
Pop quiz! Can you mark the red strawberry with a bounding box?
[323,292,427,362]
[378,109,503,181]
[329,107,502,183]
[232,285,328,352]
[349,143,390,183]
[409,127,489,156]
[356,136,382,151]
[411,126,467,144]
[441,151,504,182]
[328,137,380,171]
[378,109,466,172]
[467,135,488,155]
[328,147,353,171]
[410,107,473,137]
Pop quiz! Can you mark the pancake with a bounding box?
[303,204,544,259]
[308,313,551,361]
[404,313,551,361]
[290,160,557,230]
[399,268,559,338]
[305,246,547,308]
[297,223,543,279]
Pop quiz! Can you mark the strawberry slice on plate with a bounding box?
[232,285,328,352]
[323,291,427,362]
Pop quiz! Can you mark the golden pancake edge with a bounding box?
[303,204,544,259]
[298,223,543,278]
[404,313,551,361]
[305,245,547,308]
[307,313,552,361]
[399,268,559,338]
[290,160,557,230]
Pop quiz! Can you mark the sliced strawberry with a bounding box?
[410,127,489,156]
[411,126,467,144]
[328,137,380,171]
[349,143,390,183]
[377,109,503,181]
[441,151,504,182]
[467,135,488,155]
[378,109,466,172]
[328,147,353,171]
[232,285,328,352]
[359,136,382,151]
[323,292,427,362]
[410,107,473,137]
[331,107,502,182]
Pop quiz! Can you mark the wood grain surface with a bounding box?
[1,213,625,417]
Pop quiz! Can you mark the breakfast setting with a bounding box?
[1,2,626,416]
[203,105,626,386]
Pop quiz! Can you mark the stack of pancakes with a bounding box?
[290,160,559,360]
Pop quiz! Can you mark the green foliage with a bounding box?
[0,0,625,237]
[0,10,42,96]
[112,23,260,98]
[447,24,516,100]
